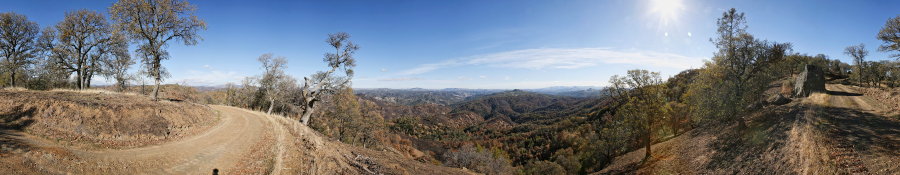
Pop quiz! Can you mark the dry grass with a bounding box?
[781,80,794,96]
[855,86,900,117]
[789,105,842,174]
[0,89,219,149]
[1,87,27,91]
[252,110,472,175]
[48,88,141,96]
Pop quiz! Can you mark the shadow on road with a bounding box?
[815,106,900,156]
[826,90,862,97]
[0,105,36,154]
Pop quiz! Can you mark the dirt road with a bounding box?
[806,84,900,174]
[17,105,285,174]
[809,84,884,111]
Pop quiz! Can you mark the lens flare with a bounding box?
[649,0,685,27]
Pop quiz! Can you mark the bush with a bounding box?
[520,160,566,175]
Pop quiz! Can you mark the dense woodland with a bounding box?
[2,0,900,174]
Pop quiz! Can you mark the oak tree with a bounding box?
[877,15,900,59]
[845,44,869,86]
[50,10,127,89]
[608,69,665,161]
[0,12,40,87]
[102,33,134,92]
[256,53,295,114]
[110,0,206,100]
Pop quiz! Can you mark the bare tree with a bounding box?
[877,15,900,59]
[257,53,295,114]
[110,0,207,100]
[298,32,358,125]
[47,10,125,89]
[0,12,41,87]
[845,43,869,86]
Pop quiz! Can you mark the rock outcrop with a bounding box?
[794,64,826,97]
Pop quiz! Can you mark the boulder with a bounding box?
[767,94,791,105]
[794,64,826,97]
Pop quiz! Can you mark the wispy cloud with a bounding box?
[398,48,705,75]
[168,65,246,86]
[398,59,462,75]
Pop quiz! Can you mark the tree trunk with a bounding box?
[152,76,161,101]
[79,63,87,89]
[644,126,651,161]
[9,71,15,87]
[735,81,747,129]
[117,80,126,92]
[76,71,82,89]
[86,73,92,88]
[672,114,679,136]
[267,98,275,114]
[300,106,316,125]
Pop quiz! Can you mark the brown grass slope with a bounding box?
[596,84,900,174]
[268,112,474,175]
[0,89,218,150]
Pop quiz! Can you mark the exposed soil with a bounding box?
[0,89,218,150]
[596,84,900,174]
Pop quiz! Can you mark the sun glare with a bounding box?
[649,0,685,27]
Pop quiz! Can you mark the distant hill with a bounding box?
[527,87,607,98]
[450,90,580,122]
[356,88,504,105]
[356,86,606,105]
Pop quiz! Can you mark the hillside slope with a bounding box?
[0,90,471,174]
[0,89,219,149]
[596,84,900,174]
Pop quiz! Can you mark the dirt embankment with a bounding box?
[0,89,218,149]
[851,86,900,117]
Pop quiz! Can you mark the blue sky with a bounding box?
[3,0,898,89]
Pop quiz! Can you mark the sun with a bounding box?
[648,0,685,27]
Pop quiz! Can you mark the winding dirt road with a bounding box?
[19,105,285,174]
